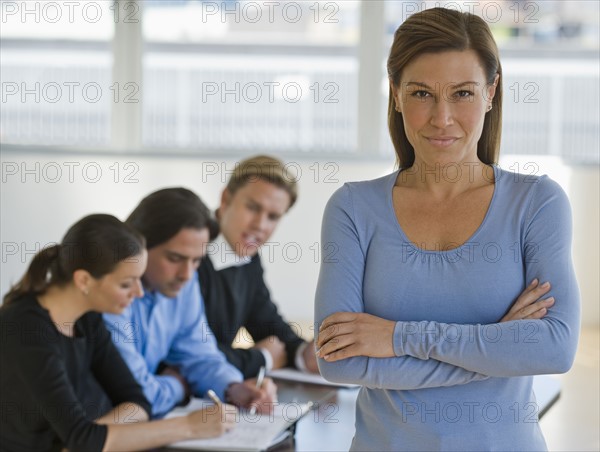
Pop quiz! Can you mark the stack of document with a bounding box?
[166,398,313,451]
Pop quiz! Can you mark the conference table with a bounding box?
[272,375,561,451]
[164,375,560,451]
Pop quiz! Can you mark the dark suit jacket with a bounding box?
[198,254,305,379]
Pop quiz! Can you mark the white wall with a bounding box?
[1,152,597,331]
[570,165,600,327]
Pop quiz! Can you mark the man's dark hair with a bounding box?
[127,187,219,249]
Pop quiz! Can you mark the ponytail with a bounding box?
[2,214,145,307]
[3,244,64,305]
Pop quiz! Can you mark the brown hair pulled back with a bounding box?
[387,7,503,168]
[3,214,145,305]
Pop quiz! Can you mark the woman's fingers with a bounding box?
[504,281,536,317]
[524,307,546,320]
[317,329,351,355]
[516,280,550,308]
[522,297,555,319]
[505,279,552,319]
[519,297,555,318]
[316,324,337,348]
[317,312,396,361]
[320,344,360,362]
[317,333,354,358]
[317,321,353,348]
[320,312,357,332]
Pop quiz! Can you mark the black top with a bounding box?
[0,295,151,452]
[198,255,305,379]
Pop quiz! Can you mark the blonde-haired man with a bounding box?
[199,155,318,378]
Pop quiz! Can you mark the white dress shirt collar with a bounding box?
[209,234,252,271]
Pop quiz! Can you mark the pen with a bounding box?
[249,366,266,415]
[207,389,222,407]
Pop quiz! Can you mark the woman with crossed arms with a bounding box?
[0,214,235,451]
[315,8,579,451]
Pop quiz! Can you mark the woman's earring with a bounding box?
[487,105,492,112]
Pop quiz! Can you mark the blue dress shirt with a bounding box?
[104,273,243,417]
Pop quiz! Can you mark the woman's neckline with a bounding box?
[387,164,500,255]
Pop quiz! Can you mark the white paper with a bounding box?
[166,398,311,451]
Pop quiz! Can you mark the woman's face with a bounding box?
[391,49,498,167]
[87,250,147,314]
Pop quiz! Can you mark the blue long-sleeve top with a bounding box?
[315,166,580,451]
[104,273,243,418]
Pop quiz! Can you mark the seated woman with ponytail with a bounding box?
[0,214,236,452]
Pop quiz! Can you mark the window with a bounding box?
[1,0,114,146]
[1,0,598,162]
[141,1,360,154]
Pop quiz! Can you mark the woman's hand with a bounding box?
[317,312,396,362]
[500,278,555,322]
[186,403,237,438]
[315,279,554,363]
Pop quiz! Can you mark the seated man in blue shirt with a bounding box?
[104,187,276,418]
